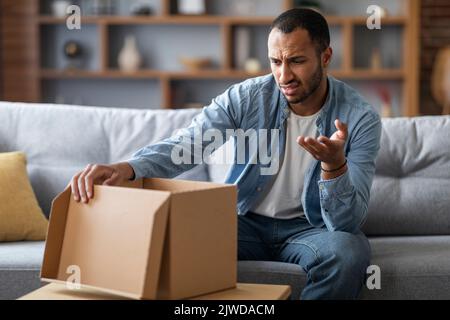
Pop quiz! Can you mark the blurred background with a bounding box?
[0,0,449,116]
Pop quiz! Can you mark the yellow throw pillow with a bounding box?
[0,152,48,242]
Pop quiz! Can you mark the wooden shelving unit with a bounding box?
[35,0,419,116]
[38,15,408,26]
[39,68,405,80]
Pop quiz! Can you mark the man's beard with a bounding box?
[284,64,323,104]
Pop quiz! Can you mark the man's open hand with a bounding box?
[297,119,347,169]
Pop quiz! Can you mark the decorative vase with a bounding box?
[378,86,392,117]
[381,102,392,118]
[371,48,382,70]
[431,46,450,115]
[178,0,206,15]
[118,35,142,72]
[63,40,83,70]
[52,0,71,17]
[244,58,261,74]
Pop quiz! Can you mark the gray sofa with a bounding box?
[1,101,450,300]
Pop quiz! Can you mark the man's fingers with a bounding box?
[85,165,104,199]
[318,135,332,146]
[71,164,119,203]
[305,137,327,153]
[298,136,327,156]
[335,119,348,139]
[297,136,320,159]
[71,173,81,202]
[78,164,94,203]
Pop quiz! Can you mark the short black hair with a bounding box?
[271,8,330,54]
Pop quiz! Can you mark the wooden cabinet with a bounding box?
[4,0,420,116]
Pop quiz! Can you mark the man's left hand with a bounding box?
[297,119,347,170]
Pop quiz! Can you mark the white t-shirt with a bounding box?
[251,109,320,219]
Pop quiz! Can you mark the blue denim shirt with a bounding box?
[128,74,381,234]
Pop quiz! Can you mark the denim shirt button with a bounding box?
[257,187,262,192]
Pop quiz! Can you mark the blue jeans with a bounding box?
[238,212,371,300]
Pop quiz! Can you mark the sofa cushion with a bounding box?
[360,235,450,299]
[27,165,82,218]
[238,236,450,300]
[363,116,450,236]
[0,152,48,241]
[0,241,45,300]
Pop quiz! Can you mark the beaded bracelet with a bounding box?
[321,159,347,173]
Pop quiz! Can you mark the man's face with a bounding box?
[268,28,326,105]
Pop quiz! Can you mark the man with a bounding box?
[71,8,381,299]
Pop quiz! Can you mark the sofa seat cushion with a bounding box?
[360,235,450,299]
[239,236,450,300]
[0,241,45,300]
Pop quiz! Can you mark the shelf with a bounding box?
[38,16,102,24]
[326,16,407,25]
[38,15,407,26]
[106,15,233,25]
[225,17,276,25]
[38,15,274,25]
[168,70,270,79]
[40,69,404,80]
[40,69,162,79]
[39,69,270,79]
[330,69,405,79]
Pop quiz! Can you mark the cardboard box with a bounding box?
[41,178,237,300]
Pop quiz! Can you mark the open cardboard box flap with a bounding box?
[41,178,237,300]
